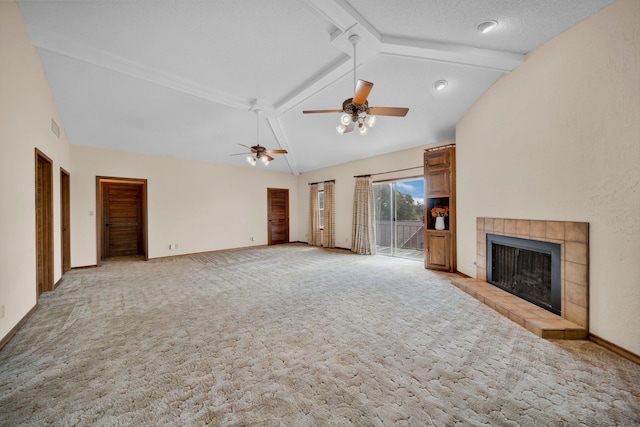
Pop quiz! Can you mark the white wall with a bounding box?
[456,0,640,354]
[296,142,451,249]
[70,145,299,266]
[0,1,71,339]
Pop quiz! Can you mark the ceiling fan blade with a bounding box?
[302,109,343,114]
[266,149,288,154]
[238,143,257,152]
[368,107,409,117]
[230,152,251,156]
[264,154,274,162]
[353,80,373,105]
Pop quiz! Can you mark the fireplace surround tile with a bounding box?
[485,218,494,232]
[476,218,589,330]
[565,241,588,265]
[516,219,530,236]
[566,222,589,243]
[530,220,546,238]
[566,281,587,305]
[565,261,588,286]
[546,221,565,240]
[504,219,517,235]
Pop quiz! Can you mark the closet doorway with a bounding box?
[373,178,424,260]
[96,177,148,264]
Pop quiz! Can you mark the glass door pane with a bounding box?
[373,182,394,256]
[394,179,424,260]
[374,178,424,260]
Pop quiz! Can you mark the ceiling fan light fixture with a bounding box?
[246,156,256,166]
[477,20,498,34]
[434,80,448,91]
[336,124,347,134]
[365,115,376,127]
[261,156,270,165]
[358,123,368,136]
[340,114,351,125]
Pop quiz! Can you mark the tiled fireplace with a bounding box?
[476,218,589,329]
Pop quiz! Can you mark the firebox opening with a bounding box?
[487,234,561,315]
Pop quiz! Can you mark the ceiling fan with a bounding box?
[303,34,409,135]
[231,109,287,166]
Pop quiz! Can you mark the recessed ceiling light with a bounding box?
[433,80,448,91]
[477,20,498,34]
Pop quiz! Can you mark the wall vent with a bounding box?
[51,118,60,139]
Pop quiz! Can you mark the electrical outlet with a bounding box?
[0,305,4,319]
[250,237,254,241]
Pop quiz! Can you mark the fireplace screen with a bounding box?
[487,234,561,315]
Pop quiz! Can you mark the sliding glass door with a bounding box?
[373,178,424,260]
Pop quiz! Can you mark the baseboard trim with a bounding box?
[589,333,640,365]
[71,264,98,270]
[150,244,270,262]
[0,303,39,351]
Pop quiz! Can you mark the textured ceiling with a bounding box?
[17,0,614,174]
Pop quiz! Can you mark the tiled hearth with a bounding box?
[455,218,589,339]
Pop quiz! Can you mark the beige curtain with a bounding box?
[351,176,376,254]
[322,181,335,248]
[308,184,321,246]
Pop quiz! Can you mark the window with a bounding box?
[318,190,324,229]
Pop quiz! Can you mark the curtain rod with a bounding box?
[308,179,335,185]
[354,165,422,178]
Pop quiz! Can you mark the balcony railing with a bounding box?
[375,220,424,251]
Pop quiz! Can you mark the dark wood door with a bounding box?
[35,150,54,295]
[268,188,289,245]
[61,169,71,273]
[102,182,143,258]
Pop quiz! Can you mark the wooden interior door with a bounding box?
[61,169,71,273]
[267,188,289,245]
[102,182,143,258]
[35,149,54,295]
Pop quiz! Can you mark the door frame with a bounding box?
[60,168,71,274]
[373,175,424,258]
[96,176,148,266]
[35,149,54,295]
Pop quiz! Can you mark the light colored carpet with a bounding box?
[0,244,638,426]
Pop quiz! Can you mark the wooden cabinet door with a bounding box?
[425,231,450,271]
[426,169,451,197]
[425,149,451,169]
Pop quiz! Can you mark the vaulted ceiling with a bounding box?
[17,0,614,174]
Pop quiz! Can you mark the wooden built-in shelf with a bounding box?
[424,145,456,272]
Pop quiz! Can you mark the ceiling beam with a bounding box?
[28,27,254,111]
[274,55,352,114]
[267,117,300,176]
[380,36,524,72]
